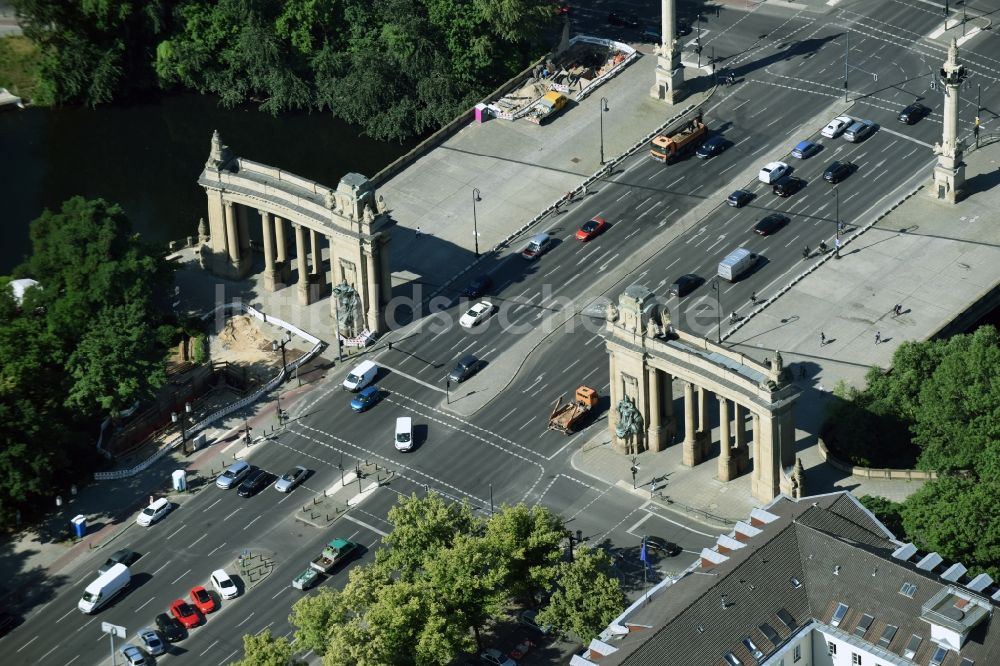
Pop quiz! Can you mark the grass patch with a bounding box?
[0,35,41,101]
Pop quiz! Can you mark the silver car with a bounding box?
[843,119,876,142]
[137,628,165,656]
[120,644,148,666]
[274,465,308,492]
[216,460,251,489]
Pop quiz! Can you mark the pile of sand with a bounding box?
[212,314,281,366]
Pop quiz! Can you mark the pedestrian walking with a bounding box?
[415,226,421,238]
[387,341,392,351]
[750,291,757,305]
[820,332,826,346]
[875,331,881,345]
[582,184,588,197]
[149,495,154,506]
[893,304,902,317]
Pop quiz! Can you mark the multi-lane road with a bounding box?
[4,1,1000,664]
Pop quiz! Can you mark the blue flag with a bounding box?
[639,537,648,564]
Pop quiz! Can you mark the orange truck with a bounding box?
[526,91,569,125]
[650,117,707,163]
[548,386,598,434]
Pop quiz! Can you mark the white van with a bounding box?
[343,360,378,392]
[79,563,130,614]
[717,248,758,282]
[136,497,171,527]
[394,417,413,452]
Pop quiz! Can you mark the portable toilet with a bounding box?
[71,515,87,539]
[172,469,187,492]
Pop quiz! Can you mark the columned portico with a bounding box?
[294,223,310,305]
[605,284,801,503]
[260,211,278,292]
[651,0,684,103]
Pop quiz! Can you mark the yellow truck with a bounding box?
[650,117,707,163]
[548,386,598,435]
[526,92,569,125]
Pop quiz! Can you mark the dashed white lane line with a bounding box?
[376,363,446,393]
[342,512,390,537]
[170,568,192,585]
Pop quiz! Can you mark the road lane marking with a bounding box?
[56,608,75,623]
[166,524,187,539]
[170,568,192,585]
[219,650,240,666]
[203,498,223,512]
[135,597,155,612]
[200,639,220,656]
[38,645,60,662]
[74,617,97,633]
[666,175,685,188]
[223,508,241,521]
[244,515,262,530]
[626,513,654,536]
[16,636,39,652]
[66,657,79,666]
[342,513,391,537]
[271,588,288,600]
[255,622,275,635]
[877,126,933,148]
[236,613,255,628]
[517,418,533,431]
[152,561,171,576]
[191,533,207,547]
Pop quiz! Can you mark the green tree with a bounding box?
[536,549,626,643]
[231,629,303,666]
[858,495,905,538]
[901,474,1000,580]
[379,491,478,577]
[483,503,564,603]
[290,587,350,656]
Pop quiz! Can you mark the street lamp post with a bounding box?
[712,278,721,343]
[833,187,841,259]
[272,331,292,379]
[599,97,610,165]
[276,392,285,426]
[472,188,481,258]
[696,14,702,68]
[844,31,850,102]
[172,401,192,449]
[711,45,715,80]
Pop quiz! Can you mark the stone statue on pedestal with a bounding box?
[615,396,644,454]
[332,282,362,339]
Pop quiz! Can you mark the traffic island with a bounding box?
[294,462,393,529]
[235,549,275,590]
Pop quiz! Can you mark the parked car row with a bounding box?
[214,461,307,493]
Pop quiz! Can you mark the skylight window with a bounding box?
[899,582,917,598]
[758,623,781,646]
[725,653,743,666]
[854,614,873,637]
[903,634,922,659]
[831,602,849,627]
[742,637,763,660]
[777,609,797,631]
[878,625,898,649]
[930,646,949,666]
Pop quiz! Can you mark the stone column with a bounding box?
[733,403,749,475]
[237,204,250,254]
[608,351,621,447]
[718,396,735,481]
[365,245,382,333]
[696,386,711,459]
[930,38,967,203]
[662,371,676,444]
[310,229,320,275]
[294,223,311,305]
[682,382,700,466]
[651,0,683,104]
[224,202,240,264]
[260,211,277,292]
[779,406,796,468]
[274,216,290,284]
[751,412,779,502]
[647,367,664,452]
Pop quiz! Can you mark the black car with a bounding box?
[727,190,752,208]
[448,355,483,383]
[641,19,692,42]
[237,468,273,497]
[99,548,137,574]
[608,10,640,28]
[823,160,852,184]
[0,612,21,638]
[461,274,492,299]
[645,536,682,556]
[155,612,185,642]
[668,273,703,297]
[898,102,929,125]
[772,176,805,197]
[695,135,727,159]
[754,213,789,236]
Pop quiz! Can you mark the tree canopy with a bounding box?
[0,196,175,524]
[290,493,625,664]
[14,0,561,140]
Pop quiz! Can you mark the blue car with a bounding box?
[791,140,820,159]
[350,385,380,412]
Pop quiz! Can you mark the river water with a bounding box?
[0,93,416,274]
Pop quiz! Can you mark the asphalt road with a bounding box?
[4,1,1000,664]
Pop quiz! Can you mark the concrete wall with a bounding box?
[817,439,940,481]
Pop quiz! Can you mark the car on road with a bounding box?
[520,232,551,260]
[120,644,147,666]
[607,9,640,28]
[237,468,273,497]
[645,536,683,556]
[772,176,806,197]
[99,548,137,574]
[394,416,414,452]
[575,216,607,241]
[790,139,820,159]
[843,119,876,142]
[460,300,495,328]
[190,585,216,614]
[758,161,789,184]
[216,460,251,489]
[169,599,199,629]
[727,189,752,208]
[823,160,853,183]
[696,135,727,159]
[642,18,691,41]
[668,273,703,298]
[519,609,554,635]
[480,648,517,666]
[155,612,185,642]
[137,497,171,527]
[274,465,308,492]
[754,213,790,236]
[211,569,238,600]
[461,274,492,299]
[448,355,483,383]
[137,628,165,656]
[821,115,853,138]
[898,102,929,124]
[350,385,381,412]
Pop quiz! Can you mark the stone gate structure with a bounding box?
[197,131,392,336]
[605,285,801,502]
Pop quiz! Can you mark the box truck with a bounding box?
[717,248,758,282]
[78,563,130,613]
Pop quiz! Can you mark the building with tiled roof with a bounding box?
[573,492,998,666]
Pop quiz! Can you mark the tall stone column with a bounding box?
[293,223,312,305]
[237,204,250,254]
[682,382,700,466]
[274,216,290,284]
[260,211,277,292]
[651,0,683,103]
[779,406,796,468]
[224,202,240,264]
[647,367,664,452]
[365,245,381,333]
[733,403,749,474]
[310,229,320,275]
[718,396,734,481]
[751,412,779,502]
[696,386,711,458]
[327,234,338,320]
[931,38,967,203]
[608,351,621,444]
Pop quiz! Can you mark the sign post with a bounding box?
[102,622,126,666]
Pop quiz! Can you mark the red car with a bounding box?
[575,216,607,241]
[190,586,217,613]
[169,599,199,628]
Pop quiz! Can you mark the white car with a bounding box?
[480,648,516,666]
[459,301,494,328]
[394,417,413,452]
[211,569,238,599]
[758,161,790,184]
[136,497,171,527]
[821,115,853,138]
